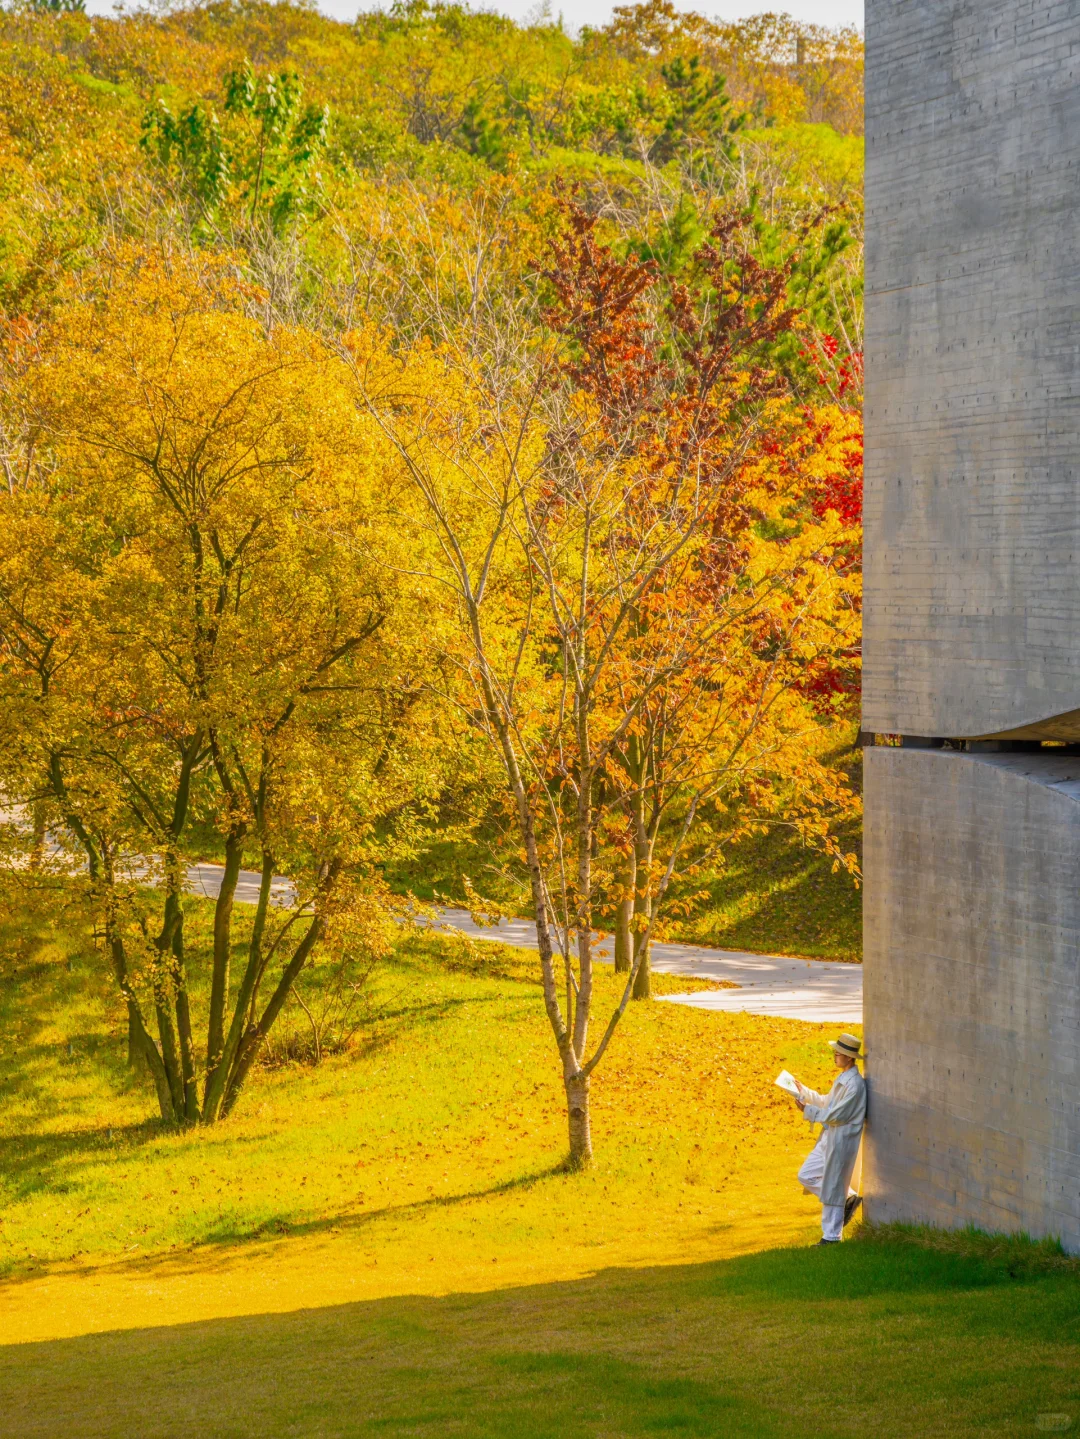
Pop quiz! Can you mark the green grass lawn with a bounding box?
[0,894,774,1276]
[1,1237,1077,1437]
[0,884,1074,1437]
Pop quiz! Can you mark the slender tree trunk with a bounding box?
[467,608,593,1174]
[128,994,175,1122]
[474,643,570,1053]
[497,706,584,1168]
[572,765,593,1066]
[219,876,338,1119]
[613,851,635,973]
[203,850,275,1122]
[154,989,185,1120]
[49,752,184,1121]
[148,732,203,1123]
[98,858,143,1073]
[152,881,188,1121]
[220,1026,262,1120]
[631,804,652,1000]
[207,831,244,1071]
[564,1071,592,1168]
[103,912,174,1120]
[126,1006,141,1069]
[171,911,200,1123]
[631,912,651,996]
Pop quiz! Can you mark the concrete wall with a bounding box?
[864,0,1080,740]
[864,749,1080,1250]
[864,1,1080,1249]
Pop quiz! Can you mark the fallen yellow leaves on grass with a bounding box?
[0,929,859,1345]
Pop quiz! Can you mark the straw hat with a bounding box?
[829,1033,861,1059]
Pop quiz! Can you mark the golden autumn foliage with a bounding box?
[0,246,448,1124]
[0,0,863,1155]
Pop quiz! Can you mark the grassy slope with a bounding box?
[390,747,864,964]
[634,740,864,962]
[0,892,842,1276]
[664,817,862,962]
[1,894,1075,1438]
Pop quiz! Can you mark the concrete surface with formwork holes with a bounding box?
[864,0,1080,1250]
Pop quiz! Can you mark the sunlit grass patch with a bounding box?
[1,1240,1078,1438]
[0,887,842,1284]
[1,888,1078,1437]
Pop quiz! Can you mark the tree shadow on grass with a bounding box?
[0,991,521,1209]
[0,928,141,1124]
[0,1112,308,1210]
[0,1030,142,1123]
[214,1157,572,1243]
[352,992,524,1060]
[0,1158,572,1290]
[0,1119,167,1202]
[670,820,863,963]
[0,1242,1077,1439]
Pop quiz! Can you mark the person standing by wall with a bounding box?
[794,1034,866,1244]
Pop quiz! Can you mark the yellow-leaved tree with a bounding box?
[0,245,442,1125]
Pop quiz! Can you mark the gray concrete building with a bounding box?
[864,0,1080,1252]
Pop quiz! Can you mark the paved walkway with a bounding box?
[422,907,862,1024]
[183,860,296,909]
[11,829,858,1024]
[140,861,866,1025]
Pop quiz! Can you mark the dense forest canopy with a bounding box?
[0,0,863,314]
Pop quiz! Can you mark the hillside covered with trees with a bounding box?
[0,0,863,307]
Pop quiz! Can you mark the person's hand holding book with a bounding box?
[775,1070,806,1110]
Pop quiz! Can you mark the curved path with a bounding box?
[424,907,862,1024]
[184,862,862,1025]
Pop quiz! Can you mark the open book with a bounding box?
[774,1069,803,1098]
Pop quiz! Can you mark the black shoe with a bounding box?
[816,1238,840,1246]
[844,1194,862,1227]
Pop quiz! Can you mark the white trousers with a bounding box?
[820,1204,845,1241]
[798,1136,854,1241]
